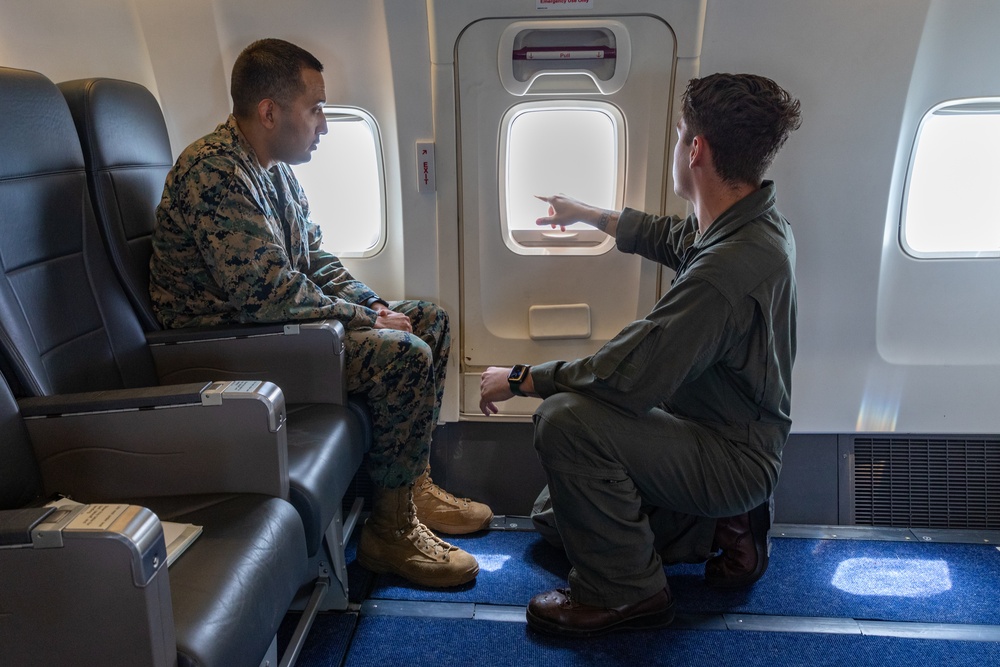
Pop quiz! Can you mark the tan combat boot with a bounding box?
[357,484,480,587]
[412,467,494,535]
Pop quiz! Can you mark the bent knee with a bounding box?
[424,301,448,328]
[400,334,433,369]
[534,392,594,425]
[533,393,600,458]
[410,300,449,330]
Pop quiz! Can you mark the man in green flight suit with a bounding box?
[150,38,491,588]
[480,72,801,635]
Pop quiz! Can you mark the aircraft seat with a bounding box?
[0,372,308,667]
[0,65,362,617]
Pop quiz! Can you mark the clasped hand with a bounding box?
[373,306,412,332]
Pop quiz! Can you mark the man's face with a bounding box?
[672,116,694,202]
[272,67,328,165]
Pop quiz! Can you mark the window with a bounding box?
[499,101,625,255]
[902,99,1000,258]
[292,107,385,257]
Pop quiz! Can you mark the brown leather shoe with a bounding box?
[526,587,674,638]
[705,498,772,588]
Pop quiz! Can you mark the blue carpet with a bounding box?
[277,611,357,667]
[344,615,1000,667]
[667,538,1000,625]
[369,529,570,605]
[370,531,1000,625]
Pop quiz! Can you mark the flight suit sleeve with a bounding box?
[616,208,696,271]
[530,277,738,416]
[189,163,378,329]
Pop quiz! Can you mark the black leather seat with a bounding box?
[56,77,372,583]
[0,66,361,616]
[0,367,308,667]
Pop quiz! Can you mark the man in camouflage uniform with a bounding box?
[150,38,491,588]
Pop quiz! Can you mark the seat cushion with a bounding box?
[285,403,366,555]
[139,493,307,667]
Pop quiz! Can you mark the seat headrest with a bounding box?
[0,67,84,180]
[58,77,173,171]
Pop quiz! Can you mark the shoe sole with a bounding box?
[422,513,494,535]
[525,603,676,638]
[357,552,479,588]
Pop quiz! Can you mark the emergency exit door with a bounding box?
[456,15,677,417]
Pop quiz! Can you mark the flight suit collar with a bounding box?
[694,181,777,248]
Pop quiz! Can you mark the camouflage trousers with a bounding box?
[344,299,449,489]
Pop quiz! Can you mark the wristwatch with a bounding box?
[508,364,531,397]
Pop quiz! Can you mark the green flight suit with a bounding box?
[529,182,796,607]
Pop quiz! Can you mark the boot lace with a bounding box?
[396,500,453,558]
[420,474,468,506]
[412,522,452,558]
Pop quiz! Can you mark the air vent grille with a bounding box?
[853,437,1000,529]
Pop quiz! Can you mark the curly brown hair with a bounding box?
[681,73,802,187]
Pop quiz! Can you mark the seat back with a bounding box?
[0,67,158,397]
[0,373,42,510]
[59,77,171,332]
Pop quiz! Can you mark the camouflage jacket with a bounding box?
[149,115,380,329]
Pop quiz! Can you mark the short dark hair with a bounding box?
[231,38,323,118]
[681,73,801,187]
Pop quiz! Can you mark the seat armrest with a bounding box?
[20,381,289,501]
[148,320,348,405]
[18,382,211,417]
[144,322,288,343]
[0,504,175,667]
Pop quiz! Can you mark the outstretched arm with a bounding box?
[534,194,620,236]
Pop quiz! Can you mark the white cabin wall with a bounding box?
[699,0,934,433]
[0,0,158,94]
[382,2,438,304]
[129,0,232,156]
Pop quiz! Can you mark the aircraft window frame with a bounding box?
[900,98,1000,259]
[498,100,626,256]
[292,106,387,258]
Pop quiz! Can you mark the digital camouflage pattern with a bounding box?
[150,115,379,330]
[347,299,450,488]
[151,115,450,488]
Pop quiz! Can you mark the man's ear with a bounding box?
[257,98,277,129]
[689,134,707,168]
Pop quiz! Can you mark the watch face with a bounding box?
[508,364,529,382]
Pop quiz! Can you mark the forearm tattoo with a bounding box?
[596,210,612,232]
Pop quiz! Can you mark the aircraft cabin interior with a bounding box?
[1,0,999,665]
